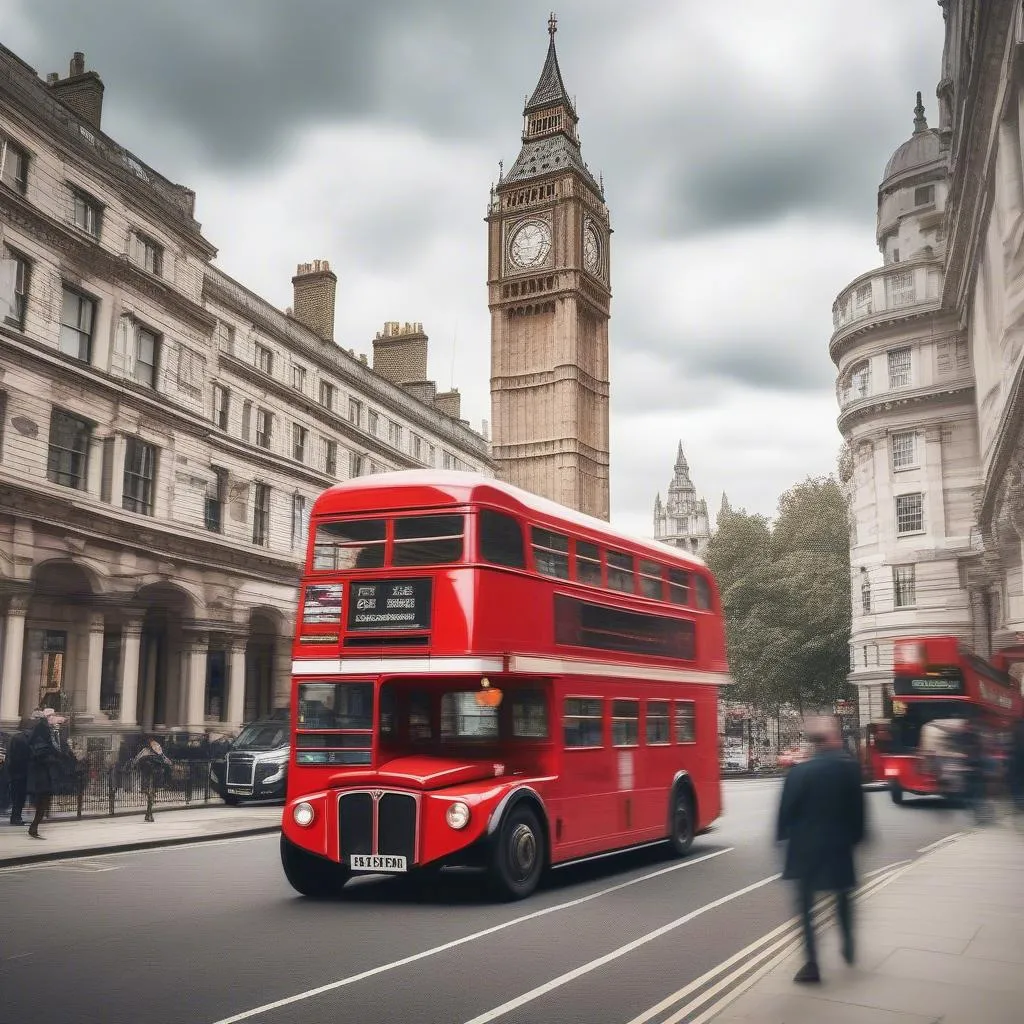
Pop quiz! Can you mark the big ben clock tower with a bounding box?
[488,13,612,520]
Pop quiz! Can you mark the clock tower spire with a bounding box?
[487,15,612,520]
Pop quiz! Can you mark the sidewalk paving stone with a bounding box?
[0,803,281,867]
[709,824,1024,1024]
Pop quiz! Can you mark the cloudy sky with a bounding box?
[8,0,945,537]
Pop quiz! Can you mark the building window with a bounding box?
[291,493,308,549]
[46,409,91,489]
[891,430,918,470]
[0,134,28,193]
[253,483,271,546]
[893,565,916,608]
[324,438,338,476]
[255,343,273,375]
[412,434,423,461]
[241,400,252,442]
[72,189,102,238]
[368,410,379,435]
[136,233,163,275]
[861,575,871,613]
[292,364,306,392]
[133,326,159,389]
[349,397,362,425]
[205,467,228,533]
[350,451,365,477]
[212,384,230,430]
[255,409,272,449]
[59,286,95,363]
[442,450,456,470]
[914,185,934,206]
[2,248,30,329]
[389,422,403,449]
[292,423,308,462]
[122,438,157,516]
[319,380,335,410]
[427,443,436,466]
[888,347,912,388]
[849,361,870,399]
[895,493,924,535]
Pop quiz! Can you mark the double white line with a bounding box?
[622,859,915,1024]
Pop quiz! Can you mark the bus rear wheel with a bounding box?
[490,804,545,901]
[890,781,904,805]
[669,787,695,856]
[280,835,350,898]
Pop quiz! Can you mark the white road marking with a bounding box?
[460,872,781,1024]
[917,831,965,854]
[651,865,911,1024]
[208,846,734,1024]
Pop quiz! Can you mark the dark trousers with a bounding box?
[9,777,27,822]
[29,793,51,835]
[798,878,853,965]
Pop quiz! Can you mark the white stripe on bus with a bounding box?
[291,655,732,686]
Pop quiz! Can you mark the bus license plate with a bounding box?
[227,788,250,795]
[350,854,407,873]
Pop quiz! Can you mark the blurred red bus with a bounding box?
[279,471,730,899]
[883,636,1022,804]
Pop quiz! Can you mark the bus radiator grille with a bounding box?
[377,793,417,863]
[338,793,373,858]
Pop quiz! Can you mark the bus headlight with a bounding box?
[445,802,470,830]
[293,802,315,827]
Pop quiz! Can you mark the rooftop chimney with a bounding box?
[46,51,105,131]
[291,259,337,343]
[372,320,429,386]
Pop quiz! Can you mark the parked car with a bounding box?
[778,741,813,770]
[210,709,289,805]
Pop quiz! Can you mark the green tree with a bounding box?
[706,476,852,714]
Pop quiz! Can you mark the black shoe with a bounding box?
[794,962,821,984]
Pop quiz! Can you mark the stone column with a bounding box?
[272,639,292,711]
[185,632,210,731]
[85,612,105,719]
[0,595,29,724]
[970,589,991,659]
[118,618,143,727]
[226,639,247,730]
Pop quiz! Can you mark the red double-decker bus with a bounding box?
[883,635,1023,804]
[279,471,730,899]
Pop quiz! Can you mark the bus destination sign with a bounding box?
[347,578,432,631]
[894,675,964,696]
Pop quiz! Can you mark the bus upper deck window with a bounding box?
[393,514,465,566]
[312,518,385,571]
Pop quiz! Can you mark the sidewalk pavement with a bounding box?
[0,804,281,867]
[710,821,1024,1024]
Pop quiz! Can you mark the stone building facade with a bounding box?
[831,1,1024,717]
[0,46,492,749]
[488,16,612,520]
[652,442,711,557]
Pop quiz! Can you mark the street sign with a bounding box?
[834,699,856,715]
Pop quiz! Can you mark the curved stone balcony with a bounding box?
[830,259,944,360]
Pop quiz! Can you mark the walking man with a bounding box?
[776,715,867,984]
[7,721,32,825]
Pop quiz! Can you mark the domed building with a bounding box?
[830,94,979,723]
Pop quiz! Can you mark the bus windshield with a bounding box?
[889,700,976,753]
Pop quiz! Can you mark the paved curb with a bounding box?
[0,824,281,868]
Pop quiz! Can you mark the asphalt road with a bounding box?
[0,780,970,1024]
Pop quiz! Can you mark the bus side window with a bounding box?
[564,697,603,747]
[480,509,526,569]
[695,576,713,610]
[675,700,696,743]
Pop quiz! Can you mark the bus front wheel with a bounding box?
[890,781,904,805]
[280,835,350,898]
[669,787,695,856]
[489,804,545,901]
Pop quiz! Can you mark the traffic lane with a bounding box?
[201,841,779,1024]
[0,836,736,1024]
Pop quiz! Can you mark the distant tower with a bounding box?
[653,442,710,556]
[488,13,612,520]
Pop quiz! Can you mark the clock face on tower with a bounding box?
[507,219,552,270]
[583,219,602,276]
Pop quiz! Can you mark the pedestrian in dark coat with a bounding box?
[776,715,867,984]
[6,724,31,825]
[26,709,73,839]
[1008,719,1024,814]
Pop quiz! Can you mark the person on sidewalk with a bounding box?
[26,709,73,839]
[6,721,33,825]
[776,714,867,984]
